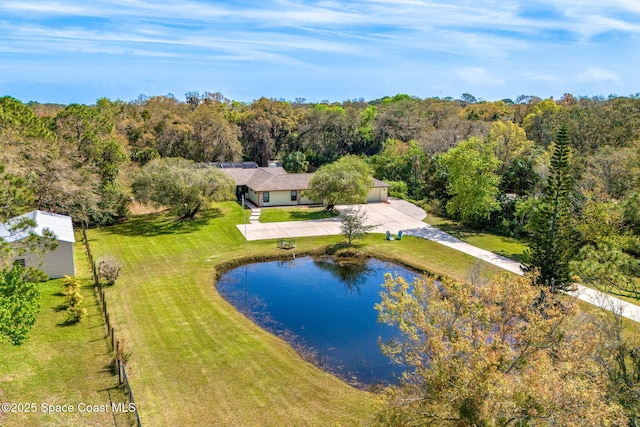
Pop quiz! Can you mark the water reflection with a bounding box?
[312,257,372,292]
[216,256,417,386]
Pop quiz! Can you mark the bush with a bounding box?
[421,198,444,216]
[386,180,408,199]
[66,305,88,324]
[88,183,131,226]
[130,147,160,165]
[98,256,124,286]
[63,275,86,324]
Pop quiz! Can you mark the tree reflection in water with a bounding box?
[312,256,372,292]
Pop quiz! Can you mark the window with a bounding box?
[291,190,297,201]
[14,258,26,268]
[263,192,270,203]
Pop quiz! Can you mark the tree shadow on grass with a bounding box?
[52,303,67,313]
[289,210,339,221]
[432,221,476,240]
[56,318,81,327]
[323,241,354,255]
[494,249,529,264]
[102,208,223,237]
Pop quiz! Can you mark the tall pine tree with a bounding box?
[526,126,576,292]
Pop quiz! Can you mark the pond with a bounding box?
[216,256,418,386]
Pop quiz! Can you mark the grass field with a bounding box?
[0,248,132,426]
[75,201,505,426]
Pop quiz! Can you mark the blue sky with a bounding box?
[1,0,639,104]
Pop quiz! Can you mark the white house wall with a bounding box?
[245,187,386,206]
[11,241,75,279]
[367,187,388,203]
[300,194,319,205]
[246,188,259,206]
[260,190,298,207]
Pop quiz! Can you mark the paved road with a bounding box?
[236,199,640,323]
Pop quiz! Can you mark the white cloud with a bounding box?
[578,67,621,84]
[456,67,504,85]
[521,72,560,83]
[0,1,88,15]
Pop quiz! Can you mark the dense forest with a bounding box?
[1,91,639,293]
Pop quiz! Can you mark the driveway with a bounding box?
[236,199,428,241]
[236,199,640,323]
[237,199,523,274]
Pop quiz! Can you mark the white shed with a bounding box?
[0,210,75,279]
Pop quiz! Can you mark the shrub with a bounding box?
[63,275,86,323]
[386,180,408,199]
[98,256,124,286]
[66,305,88,324]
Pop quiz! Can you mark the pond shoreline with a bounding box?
[215,254,419,388]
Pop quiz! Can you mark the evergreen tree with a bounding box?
[526,126,576,292]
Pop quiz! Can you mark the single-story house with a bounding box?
[0,210,75,278]
[219,166,390,207]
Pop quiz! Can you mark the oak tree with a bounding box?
[131,158,235,220]
[305,155,372,212]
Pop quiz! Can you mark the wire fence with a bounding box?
[81,225,141,427]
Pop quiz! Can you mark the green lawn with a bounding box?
[79,202,503,426]
[259,205,339,223]
[424,214,530,262]
[0,248,131,426]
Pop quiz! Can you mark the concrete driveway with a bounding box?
[236,199,427,241]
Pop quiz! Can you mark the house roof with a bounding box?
[372,178,391,188]
[221,166,390,192]
[0,210,75,243]
[222,167,311,191]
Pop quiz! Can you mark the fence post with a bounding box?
[117,357,122,385]
[93,260,99,285]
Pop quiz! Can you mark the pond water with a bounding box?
[216,256,418,386]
